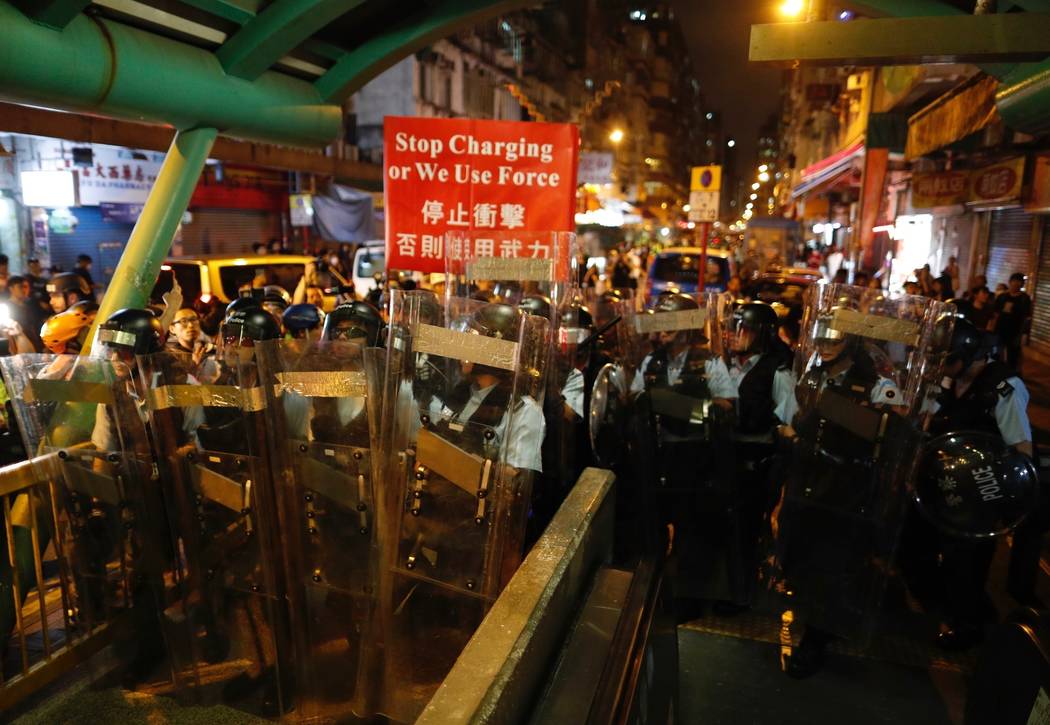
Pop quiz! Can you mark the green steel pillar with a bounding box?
[82,127,217,354]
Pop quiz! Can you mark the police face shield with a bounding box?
[137,344,292,715]
[0,354,177,687]
[766,283,954,642]
[362,291,547,722]
[255,336,383,723]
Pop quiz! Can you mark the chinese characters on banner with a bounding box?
[384,116,579,274]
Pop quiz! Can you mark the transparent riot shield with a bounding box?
[255,338,384,723]
[444,230,576,309]
[766,283,952,642]
[138,346,292,716]
[625,292,740,601]
[0,354,175,686]
[365,291,548,722]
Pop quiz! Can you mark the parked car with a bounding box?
[151,254,350,311]
[645,246,735,303]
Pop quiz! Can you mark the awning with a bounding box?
[791,141,864,199]
[906,74,1000,159]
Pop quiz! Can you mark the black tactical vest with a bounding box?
[736,353,784,436]
[932,361,1014,437]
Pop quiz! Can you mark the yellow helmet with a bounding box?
[40,301,98,354]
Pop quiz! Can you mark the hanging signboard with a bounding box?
[911,170,969,208]
[383,116,579,274]
[578,151,614,185]
[289,193,314,227]
[969,156,1025,205]
[77,146,165,206]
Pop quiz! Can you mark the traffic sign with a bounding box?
[688,190,719,222]
[690,165,721,192]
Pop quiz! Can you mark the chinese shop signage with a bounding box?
[383,116,579,274]
[77,146,166,206]
[911,170,969,208]
[911,157,1026,208]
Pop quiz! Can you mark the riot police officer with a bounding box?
[282,303,323,340]
[927,317,1035,650]
[46,272,93,313]
[322,301,383,347]
[725,302,797,611]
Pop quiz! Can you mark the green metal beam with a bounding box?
[83,127,217,354]
[749,14,1050,66]
[178,0,258,24]
[217,0,367,80]
[11,0,90,29]
[315,0,532,103]
[0,0,340,147]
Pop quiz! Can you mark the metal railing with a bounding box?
[0,452,118,712]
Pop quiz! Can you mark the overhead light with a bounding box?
[752,182,760,190]
[727,139,736,148]
[759,164,769,173]
[706,112,713,120]
[609,128,625,144]
[20,170,77,207]
[683,203,691,212]
[750,193,758,200]
[779,0,805,18]
[758,172,770,182]
[660,227,671,237]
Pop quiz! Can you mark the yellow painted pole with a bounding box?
[82,127,217,354]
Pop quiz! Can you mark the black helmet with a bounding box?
[262,285,291,312]
[97,308,165,355]
[223,307,281,344]
[282,303,322,334]
[46,272,91,298]
[915,431,1039,538]
[653,292,699,313]
[947,316,985,369]
[322,301,382,346]
[519,294,552,320]
[468,302,521,341]
[226,296,261,317]
[732,302,778,354]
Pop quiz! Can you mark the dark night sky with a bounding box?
[673,0,784,174]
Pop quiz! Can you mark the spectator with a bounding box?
[853,271,870,288]
[73,254,95,291]
[936,273,955,300]
[5,275,43,351]
[252,242,267,255]
[903,280,920,296]
[965,286,995,331]
[943,256,960,296]
[25,258,48,303]
[993,272,1033,370]
[832,269,848,285]
[995,283,1008,297]
[727,275,743,298]
[0,254,9,299]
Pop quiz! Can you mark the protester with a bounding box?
[993,272,1033,371]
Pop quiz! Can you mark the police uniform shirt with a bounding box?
[630,350,737,399]
[92,371,203,451]
[728,353,799,425]
[427,383,545,473]
[804,351,906,406]
[929,374,1033,447]
[562,367,585,419]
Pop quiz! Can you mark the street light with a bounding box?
[750,193,758,200]
[759,164,769,173]
[609,128,625,144]
[779,0,805,17]
[759,171,770,182]
[751,182,760,190]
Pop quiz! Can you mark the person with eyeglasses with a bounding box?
[167,307,216,370]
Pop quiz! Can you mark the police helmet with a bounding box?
[262,285,291,311]
[282,303,322,334]
[915,431,1039,538]
[653,292,699,313]
[732,302,778,354]
[468,302,521,341]
[559,301,595,348]
[519,294,552,320]
[40,301,98,354]
[322,301,382,346]
[97,308,165,355]
[223,307,281,344]
[46,272,91,299]
[946,317,986,369]
[226,296,261,317]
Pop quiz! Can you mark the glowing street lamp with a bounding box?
[758,171,770,182]
[609,128,625,144]
[759,164,769,173]
[750,193,758,200]
[779,0,805,18]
